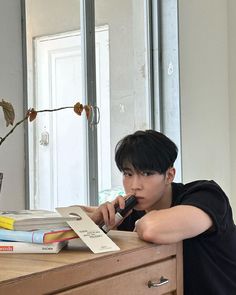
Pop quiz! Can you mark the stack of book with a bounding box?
[0,209,79,253]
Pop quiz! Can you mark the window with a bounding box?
[94,0,153,203]
[23,0,181,209]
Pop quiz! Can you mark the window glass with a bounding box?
[25,0,88,209]
[94,0,152,202]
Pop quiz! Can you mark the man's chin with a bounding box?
[134,204,146,211]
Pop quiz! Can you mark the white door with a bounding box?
[28,27,110,210]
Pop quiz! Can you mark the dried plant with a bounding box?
[0,99,92,146]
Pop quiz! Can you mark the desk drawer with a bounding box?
[58,257,176,295]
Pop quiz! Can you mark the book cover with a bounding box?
[0,210,79,230]
[0,227,78,244]
[0,240,67,253]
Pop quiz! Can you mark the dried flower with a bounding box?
[84,104,92,119]
[0,99,15,126]
[74,102,84,116]
[27,108,37,122]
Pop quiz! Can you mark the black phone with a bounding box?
[100,195,137,233]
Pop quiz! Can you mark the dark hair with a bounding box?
[115,130,178,174]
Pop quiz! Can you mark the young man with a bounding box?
[90,130,236,295]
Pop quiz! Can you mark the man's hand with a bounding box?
[90,195,126,228]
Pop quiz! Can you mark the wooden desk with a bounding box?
[0,231,183,294]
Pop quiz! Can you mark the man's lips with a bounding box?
[135,196,145,202]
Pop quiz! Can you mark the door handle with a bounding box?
[39,129,49,146]
[147,276,169,288]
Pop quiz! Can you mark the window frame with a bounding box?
[80,0,99,205]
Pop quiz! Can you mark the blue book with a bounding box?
[0,227,78,244]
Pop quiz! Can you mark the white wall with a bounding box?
[179,0,235,215]
[228,0,236,214]
[0,1,25,209]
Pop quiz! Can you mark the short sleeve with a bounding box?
[178,181,231,234]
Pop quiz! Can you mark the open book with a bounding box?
[0,210,79,230]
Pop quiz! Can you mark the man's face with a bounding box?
[122,165,173,211]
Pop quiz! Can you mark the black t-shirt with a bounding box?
[118,180,236,295]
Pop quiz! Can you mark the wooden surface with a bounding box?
[0,231,183,294]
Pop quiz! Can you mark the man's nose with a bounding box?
[130,175,142,192]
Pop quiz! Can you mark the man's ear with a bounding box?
[165,167,176,184]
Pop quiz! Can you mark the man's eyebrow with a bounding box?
[122,167,132,171]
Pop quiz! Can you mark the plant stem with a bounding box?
[0,106,75,146]
[0,116,28,146]
[36,106,73,113]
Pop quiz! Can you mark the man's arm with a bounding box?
[135,205,213,244]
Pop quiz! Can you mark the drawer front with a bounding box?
[58,257,177,295]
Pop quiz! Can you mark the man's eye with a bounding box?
[141,172,149,176]
[123,171,132,176]
[140,171,154,176]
